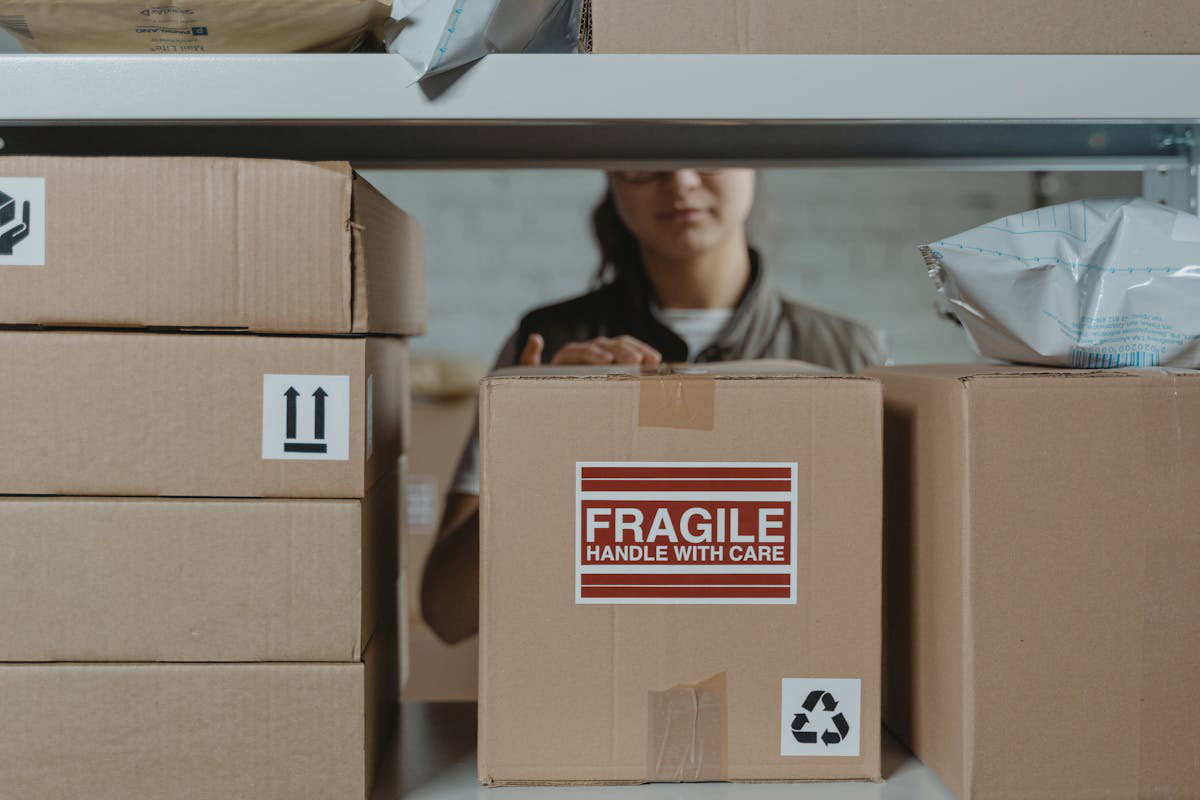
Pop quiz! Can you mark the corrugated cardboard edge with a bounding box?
[646,671,727,782]
[957,378,977,800]
[360,463,402,663]
[862,365,970,800]
[351,175,428,336]
[365,611,400,800]
[477,379,495,785]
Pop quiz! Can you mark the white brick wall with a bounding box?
[363,168,1138,365]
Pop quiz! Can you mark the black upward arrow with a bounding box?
[313,387,328,440]
[284,387,300,439]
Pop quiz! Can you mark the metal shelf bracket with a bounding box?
[1142,127,1199,212]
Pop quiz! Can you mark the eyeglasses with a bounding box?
[612,169,723,185]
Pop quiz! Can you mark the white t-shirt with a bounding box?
[449,307,733,496]
[650,306,734,361]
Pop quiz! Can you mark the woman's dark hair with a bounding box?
[591,189,641,286]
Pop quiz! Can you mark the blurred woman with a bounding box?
[423,168,888,643]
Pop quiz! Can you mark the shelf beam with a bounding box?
[0,54,1197,169]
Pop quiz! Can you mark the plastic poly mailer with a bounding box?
[386,0,581,82]
[924,198,1200,368]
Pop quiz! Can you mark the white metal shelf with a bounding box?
[0,54,1196,174]
[6,53,1200,122]
[371,703,956,800]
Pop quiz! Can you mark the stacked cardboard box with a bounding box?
[0,157,424,799]
[401,357,480,702]
[585,0,1200,54]
[865,365,1200,800]
[478,363,883,784]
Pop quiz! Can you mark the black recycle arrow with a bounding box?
[790,713,817,744]
[802,690,839,712]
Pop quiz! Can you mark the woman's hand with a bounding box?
[519,333,662,367]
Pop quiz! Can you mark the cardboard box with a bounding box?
[0,0,390,54]
[478,363,882,784]
[0,330,408,499]
[586,0,1200,54]
[402,393,480,702]
[0,627,396,800]
[0,469,399,662]
[0,158,425,334]
[864,365,1200,800]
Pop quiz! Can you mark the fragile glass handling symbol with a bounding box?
[791,690,850,747]
[283,385,329,454]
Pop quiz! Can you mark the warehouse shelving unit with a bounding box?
[2,51,1196,799]
[1,53,1198,207]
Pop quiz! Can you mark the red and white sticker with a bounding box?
[575,462,798,604]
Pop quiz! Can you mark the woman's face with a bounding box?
[609,168,755,261]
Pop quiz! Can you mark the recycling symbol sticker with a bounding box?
[791,690,851,747]
[780,678,861,757]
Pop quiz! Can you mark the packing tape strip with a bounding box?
[637,372,716,431]
[1136,371,1200,795]
[646,671,727,782]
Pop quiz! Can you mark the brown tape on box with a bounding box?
[637,371,715,431]
[646,672,727,782]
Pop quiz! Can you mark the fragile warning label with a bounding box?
[575,462,798,604]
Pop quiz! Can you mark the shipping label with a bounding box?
[261,374,351,461]
[781,678,861,757]
[575,461,798,604]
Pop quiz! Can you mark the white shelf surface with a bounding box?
[372,703,956,800]
[0,54,1196,166]
[3,53,1200,122]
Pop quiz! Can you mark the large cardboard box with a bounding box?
[586,0,1200,54]
[0,469,398,662]
[402,393,480,702]
[0,628,396,800]
[0,158,425,334]
[865,365,1200,800]
[0,0,390,53]
[478,363,882,784]
[0,330,408,498]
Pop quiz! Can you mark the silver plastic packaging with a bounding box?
[923,197,1200,368]
[386,0,581,82]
